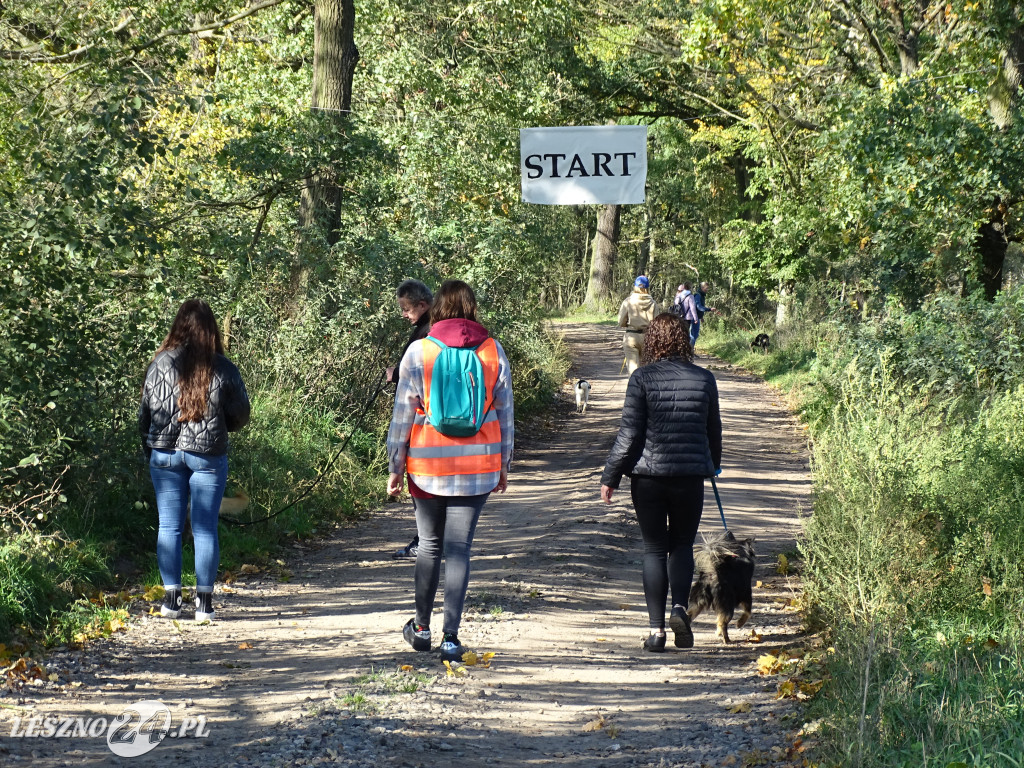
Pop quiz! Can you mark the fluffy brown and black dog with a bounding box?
[687,530,756,644]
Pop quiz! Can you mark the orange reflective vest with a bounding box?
[407,337,502,477]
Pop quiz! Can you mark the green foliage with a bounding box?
[813,622,1024,768]
[706,284,1024,767]
[0,533,111,642]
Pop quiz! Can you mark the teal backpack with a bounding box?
[426,338,490,437]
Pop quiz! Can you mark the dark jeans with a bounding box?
[150,449,227,592]
[689,319,701,348]
[630,475,705,630]
[412,493,489,635]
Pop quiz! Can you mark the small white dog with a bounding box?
[574,379,592,413]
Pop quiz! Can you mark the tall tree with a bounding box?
[584,204,621,309]
[299,0,358,245]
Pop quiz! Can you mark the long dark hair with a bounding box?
[155,299,224,422]
[430,280,479,324]
[641,313,692,365]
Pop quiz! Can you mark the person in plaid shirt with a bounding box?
[386,280,514,662]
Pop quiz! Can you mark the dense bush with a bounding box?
[704,287,1024,766]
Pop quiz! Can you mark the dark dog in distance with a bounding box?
[687,530,756,644]
[750,333,770,353]
[574,379,591,413]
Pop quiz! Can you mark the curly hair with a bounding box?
[641,313,692,365]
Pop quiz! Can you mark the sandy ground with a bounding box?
[0,322,812,767]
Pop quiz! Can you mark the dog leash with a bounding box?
[710,477,728,530]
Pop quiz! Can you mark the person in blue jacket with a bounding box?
[690,281,715,350]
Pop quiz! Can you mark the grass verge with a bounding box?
[702,302,1024,768]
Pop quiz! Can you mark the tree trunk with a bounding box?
[299,0,358,244]
[775,280,793,328]
[979,20,1024,296]
[733,154,764,223]
[977,202,1008,300]
[583,204,621,310]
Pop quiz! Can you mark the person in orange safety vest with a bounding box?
[386,279,514,663]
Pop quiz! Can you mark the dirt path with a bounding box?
[0,323,812,767]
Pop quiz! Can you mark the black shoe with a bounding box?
[643,632,666,652]
[439,632,466,662]
[160,588,182,619]
[669,608,694,648]
[403,618,431,651]
[393,538,419,559]
[195,592,215,623]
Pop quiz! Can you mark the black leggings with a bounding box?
[630,475,705,630]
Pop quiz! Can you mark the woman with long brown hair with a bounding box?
[139,299,250,622]
[386,280,514,662]
[600,313,722,651]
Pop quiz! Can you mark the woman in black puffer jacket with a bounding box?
[600,313,722,652]
[139,299,250,623]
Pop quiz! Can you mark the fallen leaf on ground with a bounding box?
[443,660,467,677]
[399,665,413,672]
[143,584,165,602]
[727,701,752,713]
[776,680,796,699]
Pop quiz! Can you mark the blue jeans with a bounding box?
[689,319,701,349]
[412,494,489,635]
[150,449,227,592]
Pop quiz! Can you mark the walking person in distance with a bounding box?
[139,299,250,623]
[600,313,722,651]
[387,279,433,559]
[690,281,715,351]
[618,275,660,375]
[386,280,514,662]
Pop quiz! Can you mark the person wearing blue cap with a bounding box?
[617,276,660,374]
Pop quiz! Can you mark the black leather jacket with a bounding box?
[601,357,722,488]
[138,349,250,456]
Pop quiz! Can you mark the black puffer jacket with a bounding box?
[601,357,721,488]
[138,349,250,456]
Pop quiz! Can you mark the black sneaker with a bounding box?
[393,537,419,559]
[643,632,666,652]
[403,618,431,651]
[439,632,466,662]
[195,592,215,623]
[160,588,182,619]
[669,607,694,648]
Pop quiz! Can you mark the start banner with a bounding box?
[519,125,647,205]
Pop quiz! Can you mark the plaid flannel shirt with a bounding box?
[387,337,514,496]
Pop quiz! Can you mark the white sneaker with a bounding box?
[195,592,215,623]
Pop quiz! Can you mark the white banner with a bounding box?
[520,125,647,205]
